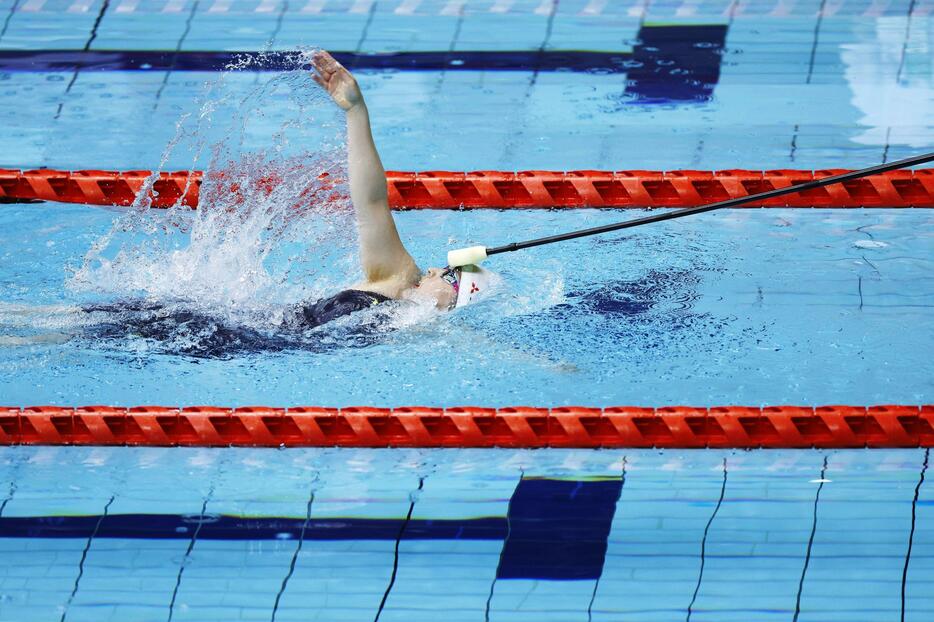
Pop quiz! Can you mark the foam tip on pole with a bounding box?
[447,246,488,268]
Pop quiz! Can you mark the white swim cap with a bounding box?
[454,264,493,308]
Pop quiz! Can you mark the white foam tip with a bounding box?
[447,246,488,267]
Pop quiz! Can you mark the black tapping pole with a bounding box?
[483,152,934,258]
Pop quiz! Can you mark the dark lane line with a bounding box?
[1,476,634,588]
[0,0,21,43]
[271,479,316,622]
[499,0,559,167]
[374,477,424,622]
[0,22,728,105]
[587,457,626,622]
[267,0,289,51]
[793,455,829,622]
[529,0,559,87]
[686,457,727,622]
[885,0,919,163]
[485,472,523,622]
[153,0,201,110]
[805,0,828,86]
[901,447,929,622]
[434,2,465,93]
[54,0,111,120]
[895,0,918,84]
[0,49,636,73]
[60,495,115,622]
[167,487,214,622]
[0,512,507,540]
[353,0,377,60]
[790,0,827,162]
[0,481,16,517]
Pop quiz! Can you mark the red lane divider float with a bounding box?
[0,405,931,448]
[2,168,934,209]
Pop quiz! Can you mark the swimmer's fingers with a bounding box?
[312,51,362,111]
[311,54,344,92]
[310,57,330,80]
[311,69,339,100]
[313,50,343,73]
[310,57,332,84]
[312,52,345,85]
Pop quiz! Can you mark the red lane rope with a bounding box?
[0,405,930,448]
[2,168,933,209]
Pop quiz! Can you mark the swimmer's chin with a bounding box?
[382,292,445,331]
[402,288,447,311]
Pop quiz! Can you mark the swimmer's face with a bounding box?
[418,267,458,310]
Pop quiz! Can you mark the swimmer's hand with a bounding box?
[311,51,363,111]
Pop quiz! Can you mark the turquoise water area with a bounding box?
[1,447,932,621]
[0,3,932,621]
[0,0,931,405]
[1,202,931,406]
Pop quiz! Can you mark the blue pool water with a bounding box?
[1,2,933,620]
[1,447,933,621]
[0,1,931,406]
[1,202,932,406]
[1,0,933,171]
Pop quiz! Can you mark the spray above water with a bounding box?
[69,51,358,325]
[52,50,493,357]
[51,51,554,358]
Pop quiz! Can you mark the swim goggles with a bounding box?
[440,266,460,309]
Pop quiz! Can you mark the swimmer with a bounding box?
[302,50,489,323]
[1,51,491,354]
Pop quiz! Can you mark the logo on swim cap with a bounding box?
[455,265,493,308]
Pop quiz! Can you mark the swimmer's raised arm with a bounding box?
[312,51,420,295]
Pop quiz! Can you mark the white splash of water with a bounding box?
[68,51,357,325]
[853,240,888,249]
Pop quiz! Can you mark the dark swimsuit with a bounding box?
[82,289,393,357]
[290,289,391,328]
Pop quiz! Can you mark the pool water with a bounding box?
[1,446,932,621]
[1,202,932,406]
[0,2,933,621]
[0,1,931,406]
[1,1,932,171]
